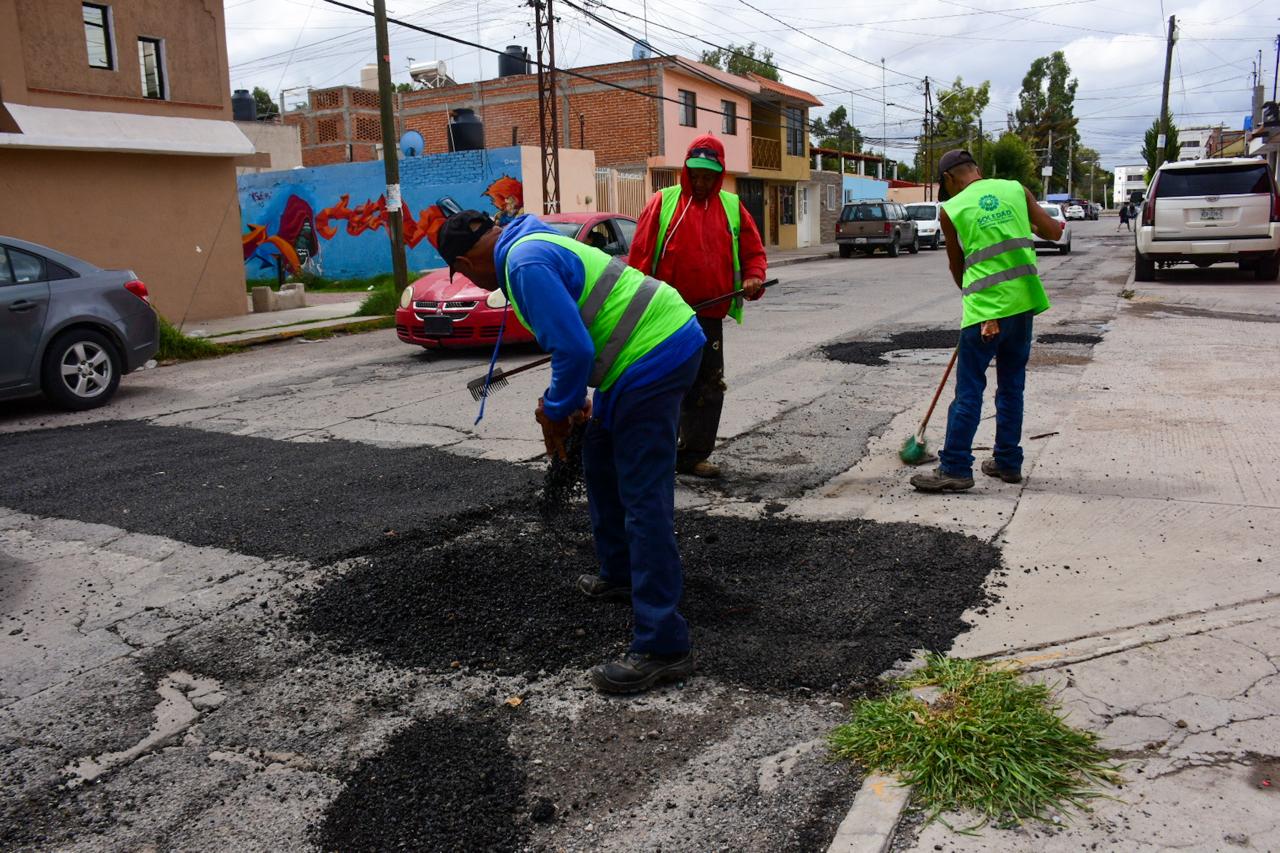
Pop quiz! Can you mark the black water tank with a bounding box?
[498,45,530,77]
[448,108,485,151]
[232,89,257,121]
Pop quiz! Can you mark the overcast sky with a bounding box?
[226,0,1278,171]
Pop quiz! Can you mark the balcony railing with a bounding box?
[751,136,782,171]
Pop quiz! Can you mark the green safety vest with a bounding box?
[941,178,1051,329]
[503,232,695,391]
[652,185,745,324]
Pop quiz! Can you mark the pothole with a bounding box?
[297,508,1001,695]
[822,330,959,365]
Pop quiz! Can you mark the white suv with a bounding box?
[1135,157,1280,281]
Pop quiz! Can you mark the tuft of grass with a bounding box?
[829,655,1121,829]
[356,285,401,317]
[248,271,399,293]
[156,317,235,361]
[300,316,396,340]
[1118,288,1135,300]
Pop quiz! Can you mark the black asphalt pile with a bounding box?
[0,421,538,561]
[318,711,526,852]
[822,329,959,365]
[299,508,1000,694]
[539,420,587,519]
[1037,333,1103,345]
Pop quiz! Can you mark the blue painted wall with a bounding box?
[841,175,889,202]
[238,147,525,281]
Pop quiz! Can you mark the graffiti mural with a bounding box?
[237,148,524,281]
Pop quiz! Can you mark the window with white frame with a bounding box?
[825,184,837,210]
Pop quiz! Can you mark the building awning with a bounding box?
[0,102,255,157]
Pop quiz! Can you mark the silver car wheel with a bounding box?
[59,341,114,399]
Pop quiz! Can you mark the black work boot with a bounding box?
[910,467,975,493]
[577,574,631,602]
[588,651,695,694]
[981,458,1023,484]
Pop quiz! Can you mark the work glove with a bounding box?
[535,397,591,461]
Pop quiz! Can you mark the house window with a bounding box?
[721,100,737,135]
[784,108,805,157]
[83,3,113,70]
[138,37,165,99]
[825,184,837,210]
[779,186,796,225]
[678,90,696,127]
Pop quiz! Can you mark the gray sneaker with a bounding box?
[910,467,975,493]
[981,458,1023,483]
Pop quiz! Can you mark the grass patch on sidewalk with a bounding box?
[356,285,401,316]
[247,271,398,293]
[157,318,237,361]
[829,655,1121,828]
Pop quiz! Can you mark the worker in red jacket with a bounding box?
[628,135,769,479]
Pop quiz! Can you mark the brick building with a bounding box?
[284,55,823,249]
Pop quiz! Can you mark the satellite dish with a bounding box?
[632,40,654,60]
[399,130,425,158]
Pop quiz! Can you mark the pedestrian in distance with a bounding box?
[1117,202,1131,232]
[910,149,1063,494]
[438,210,706,695]
[628,135,768,480]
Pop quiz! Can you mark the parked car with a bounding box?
[0,237,157,411]
[395,213,638,349]
[903,202,946,250]
[835,200,919,257]
[1035,204,1072,254]
[1135,157,1280,282]
[1065,197,1097,220]
[1090,202,1103,219]
[1064,203,1086,221]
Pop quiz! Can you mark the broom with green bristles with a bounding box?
[899,347,958,466]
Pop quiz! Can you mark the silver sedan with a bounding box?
[1,236,158,410]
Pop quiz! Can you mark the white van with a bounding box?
[904,202,945,250]
[1135,158,1280,281]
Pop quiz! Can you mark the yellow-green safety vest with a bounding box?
[652,185,745,323]
[941,178,1051,328]
[503,232,695,391]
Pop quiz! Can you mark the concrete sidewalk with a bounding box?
[898,270,1280,849]
[177,299,380,347]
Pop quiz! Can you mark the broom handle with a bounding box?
[490,280,777,380]
[916,347,959,439]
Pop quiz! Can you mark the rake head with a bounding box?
[466,368,510,402]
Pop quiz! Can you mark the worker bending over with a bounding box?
[438,210,705,694]
[911,149,1063,493]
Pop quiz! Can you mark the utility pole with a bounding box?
[1046,128,1053,198]
[880,57,886,181]
[923,76,931,201]
[1066,134,1073,197]
[533,0,561,213]
[1157,15,1177,169]
[1273,33,1279,101]
[373,0,407,295]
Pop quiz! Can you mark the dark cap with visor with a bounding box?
[437,210,495,277]
[936,149,977,201]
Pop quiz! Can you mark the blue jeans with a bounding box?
[582,351,701,655]
[939,311,1035,479]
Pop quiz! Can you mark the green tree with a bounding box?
[811,105,863,168]
[395,82,416,94]
[1142,112,1179,174]
[252,86,279,118]
[1012,51,1079,194]
[982,132,1042,196]
[917,77,991,181]
[699,42,780,81]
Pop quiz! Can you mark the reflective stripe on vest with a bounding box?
[964,263,1040,296]
[652,185,746,323]
[502,232,694,390]
[962,237,1036,271]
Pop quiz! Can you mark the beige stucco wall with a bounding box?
[0,148,246,322]
[520,146,597,213]
[236,121,302,175]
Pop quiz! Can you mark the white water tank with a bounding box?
[410,60,449,87]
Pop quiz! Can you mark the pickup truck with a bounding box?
[835,200,919,258]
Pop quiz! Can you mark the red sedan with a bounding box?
[395,212,637,349]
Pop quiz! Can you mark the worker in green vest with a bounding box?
[438,210,706,694]
[911,149,1062,493]
[630,135,769,480]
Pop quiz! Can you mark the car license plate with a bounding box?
[1199,208,1223,221]
[855,237,867,244]
[421,316,454,336]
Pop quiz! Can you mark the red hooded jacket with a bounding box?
[628,135,768,319]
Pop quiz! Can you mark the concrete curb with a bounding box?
[208,315,391,347]
[771,250,838,268]
[826,773,913,853]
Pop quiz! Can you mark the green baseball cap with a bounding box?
[685,146,724,172]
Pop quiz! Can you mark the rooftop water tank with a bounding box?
[499,45,530,77]
[232,89,257,121]
[448,108,484,152]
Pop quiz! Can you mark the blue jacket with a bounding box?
[495,215,704,424]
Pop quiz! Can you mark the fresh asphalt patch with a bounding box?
[299,506,1000,694]
[0,420,538,562]
[1037,333,1103,345]
[822,329,960,365]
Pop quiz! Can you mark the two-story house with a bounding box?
[0,0,255,321]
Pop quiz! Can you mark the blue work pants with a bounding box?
[939,310,1035,479]
[583,351,701,655]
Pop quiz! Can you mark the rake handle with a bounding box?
[916,347,958,439]
[474,279,777,387]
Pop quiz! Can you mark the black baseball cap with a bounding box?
[937,149,976,201]
[437,210,495,277]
